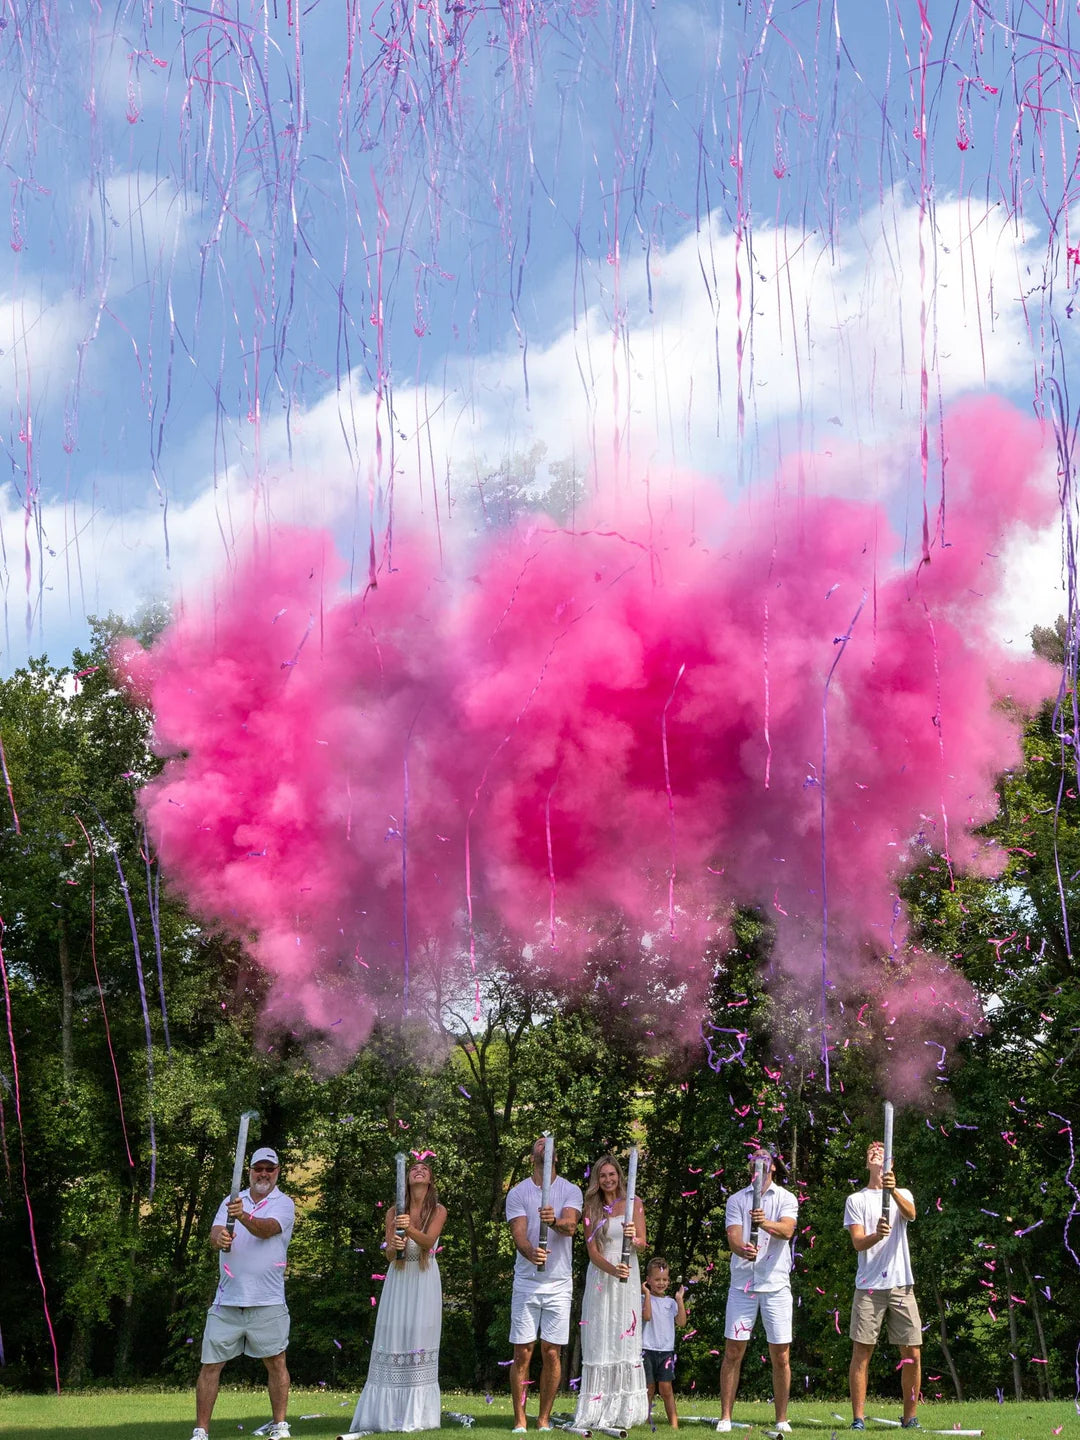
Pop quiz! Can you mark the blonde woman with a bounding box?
[572,1154,649,1430]
[351,1156,447,1432]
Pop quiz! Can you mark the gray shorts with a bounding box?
[201,1303,290,1362]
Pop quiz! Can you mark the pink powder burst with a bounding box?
[113,396,1057,1066]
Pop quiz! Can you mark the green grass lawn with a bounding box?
[0,1392,1074,1440]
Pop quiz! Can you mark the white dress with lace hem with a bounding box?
[351,1238,441,1432]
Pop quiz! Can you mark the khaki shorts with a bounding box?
[850,1286,922,1347]
[201,1303,290,1362]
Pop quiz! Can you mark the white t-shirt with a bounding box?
[211,1186,295,1306]
[506,1173,583,1287]
[725,1181,798,1294]
[642,1293,678,1351]
[844,1186,915,1290]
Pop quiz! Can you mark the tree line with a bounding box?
[0,618,1076,1401]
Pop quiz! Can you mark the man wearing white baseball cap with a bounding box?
[191,1146,296,1440]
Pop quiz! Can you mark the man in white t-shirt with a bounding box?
[505,1136,583,1432]
[844,1140,921,1431]
[191,1146,296,1440]
[717,1145,798,1435]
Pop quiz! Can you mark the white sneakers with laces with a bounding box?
[191,1416,290,1436]
[715,1422,732,1433]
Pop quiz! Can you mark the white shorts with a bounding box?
[724,1286,793,1346]
[510,1280,573,1346]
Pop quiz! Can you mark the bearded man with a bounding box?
[191,1145,296,1440]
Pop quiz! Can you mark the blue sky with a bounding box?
[0,0,1076,668]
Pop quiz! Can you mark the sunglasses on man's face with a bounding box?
[251,1163,278,1173]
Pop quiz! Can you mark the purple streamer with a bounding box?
[72,814,135,1170]
[1048,1110,1080,1412]
[0,732,20,834]
[0,922,60,1391]
[702,1022,749,1070]
[95,810,158,1199]
[402,754,410,1016]
[0,1064,11,1185]
[142,826,171,1055]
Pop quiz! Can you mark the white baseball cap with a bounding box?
[251,1146,280,1166]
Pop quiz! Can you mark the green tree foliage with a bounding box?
[467,444,588,529]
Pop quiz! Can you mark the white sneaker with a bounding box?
[268,1426,291,1440]
[775,1425,793,1434]
[715,1423,732,1434]
[190,1431,209,1440]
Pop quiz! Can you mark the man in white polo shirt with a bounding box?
[191,1146,296,1440]
[506,1137,583,1432]
[844,1140,921,1431]
[717,1145,798,1435]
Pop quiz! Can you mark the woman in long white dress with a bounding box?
[572,1154,649,1431]
[350,1158,447,1432]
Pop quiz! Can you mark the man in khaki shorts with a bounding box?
[192,1146,296,1440]
[844,1140,921,1431]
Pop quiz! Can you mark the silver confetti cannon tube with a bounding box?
[618,1146,639,1282]
[226,1110,259,1236]
[881,1101,894,1221]
[394,1151,408,1254]
[751,1154,768,1260]
[537,1132,554,1273]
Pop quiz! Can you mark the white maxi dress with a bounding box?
[572,1215,648,1430]
[351,1238,442,1432]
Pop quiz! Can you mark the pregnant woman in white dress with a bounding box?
[573,1154,649,1431]
[350,1157,447,1432]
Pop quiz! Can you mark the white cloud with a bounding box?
[255,190,1059,532]
[102,170,193,291]
[0,286,88,418]
[0,190,1070,667]
[993,514,1068,647]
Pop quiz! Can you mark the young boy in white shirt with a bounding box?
[641,1257,688,1427]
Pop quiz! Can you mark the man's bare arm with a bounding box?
[509,1214,545,1264]
[847,1219,890,1253]
[885,1178,916,1223]
[234,1214,283,1239]
[553,1205,580,1237]
[726,1223,756,1260]
[225,1197,283,1240]
[756,1214,796,1240]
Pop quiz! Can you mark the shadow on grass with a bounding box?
[1,1421,525,1440]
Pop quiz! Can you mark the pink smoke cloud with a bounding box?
[113,396,1058,1064]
